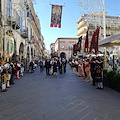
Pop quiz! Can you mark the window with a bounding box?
[7,0,12,19]
[20,11,23,34]
[61,43,64,48]
[89,31,93,36]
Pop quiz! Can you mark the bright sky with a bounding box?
[34,0,120,50]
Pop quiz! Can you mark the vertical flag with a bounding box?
[89,27,100,54]
[73,44,78,55]
[84,30,89,52]
[50,5,63,28]
[77,36,82,52]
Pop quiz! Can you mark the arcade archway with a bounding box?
[60,52,66,59]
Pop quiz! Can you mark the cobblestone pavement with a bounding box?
[0,64,120,120]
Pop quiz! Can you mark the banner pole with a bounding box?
[104,47,107,68]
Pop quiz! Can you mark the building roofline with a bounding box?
[57,37,78,39]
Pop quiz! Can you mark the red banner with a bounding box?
[73,44,78,55]
[89,27,100,54]
[84,30,89,52]
[50,5,63,28]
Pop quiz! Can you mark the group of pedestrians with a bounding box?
[0,60,24,92]
[29,60,38,73]
[39,57,67,76]
[70,56,104,89]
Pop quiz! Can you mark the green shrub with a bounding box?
[103,69,108,77]
[107,71,116,81]
[113,74,120,83]
[114,67,117,72]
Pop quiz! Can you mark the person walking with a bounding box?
[62,58,67,73]
[15,61,21,79]
[95,57,104,89]
[75,59,78,75]
[20,61,24,77]
[53,58,58,76]
[45,58,51,75]
[72,59,75,74]
[90,57,96,86]
[10,61,15,85]
[78,58,85,77]
[85,59,90,82]
[58,58,63,74]
[29,60,34,73]
[50,58,54,75]
[39,59,44,71]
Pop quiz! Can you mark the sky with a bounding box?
[34,0,120,50]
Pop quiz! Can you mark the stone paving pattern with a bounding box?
[0,64,120,120]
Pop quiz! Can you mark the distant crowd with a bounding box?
[38,57,67,76]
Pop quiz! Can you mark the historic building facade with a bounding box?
[76,12,120,53]
[51,38,78,60]
[0,0,45,67]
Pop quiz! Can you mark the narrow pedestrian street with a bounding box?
[0,64,120,120]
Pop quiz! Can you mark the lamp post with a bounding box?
[102,0,107,68]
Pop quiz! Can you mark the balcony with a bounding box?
[77,26,87,36]
[77,21,86,30]
[7,10,20,30]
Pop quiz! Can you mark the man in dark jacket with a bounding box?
[45,58,50,75]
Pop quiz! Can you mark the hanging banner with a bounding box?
[73,44,78,55]
[89,27,100,54]
[77,36,82,52]
[84,30,89,52]
[50,5,63,28]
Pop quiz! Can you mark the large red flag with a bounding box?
[84,30,89,52]
[89,27,100,54]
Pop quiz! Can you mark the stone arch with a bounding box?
[60,52,66,59]
[19,42,24,62]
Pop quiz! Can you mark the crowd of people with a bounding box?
[0,60,25,92]
[0,56,104,92]
[0,59,39,92]
[69,56,104,89]
[38,57,67,76]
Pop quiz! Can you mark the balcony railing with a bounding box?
[6,9,20,30]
